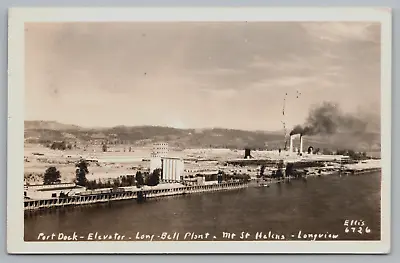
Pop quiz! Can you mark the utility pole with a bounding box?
[282,93,288,150]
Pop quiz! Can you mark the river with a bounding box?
[25,172,381,241]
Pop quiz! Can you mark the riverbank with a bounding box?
[252,165,382,187]
[24,164,381,214]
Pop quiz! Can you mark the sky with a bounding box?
[25,22,381,131]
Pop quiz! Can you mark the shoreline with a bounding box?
[252,167,382,186]
[24,167,381,215]
[24,181,249,214]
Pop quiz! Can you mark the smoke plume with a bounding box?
[290,102,368,136]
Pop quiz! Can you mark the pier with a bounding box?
[24,182,248,212]
[342,167,381,175]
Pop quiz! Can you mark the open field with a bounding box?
[24,143,245,184]
[25,144,152,183]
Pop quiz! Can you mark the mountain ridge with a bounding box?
[24,120,380,151]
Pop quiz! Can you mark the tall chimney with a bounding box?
[289,136,294,153]
[300,135,304,154]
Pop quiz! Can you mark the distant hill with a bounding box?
[24,120,83,131]
[24,120,380,152]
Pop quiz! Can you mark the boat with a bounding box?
[259,183,270,187]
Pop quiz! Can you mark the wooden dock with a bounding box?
[24,182,248,212]
[344,167,381,175]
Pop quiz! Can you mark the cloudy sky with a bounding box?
[25,22,381,131]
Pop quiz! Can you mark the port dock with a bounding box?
[24,182,248,212]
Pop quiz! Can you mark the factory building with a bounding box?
[24,183,86,200]
[161,157,184,182]
[183,161,219,178]
[289,134,304,154]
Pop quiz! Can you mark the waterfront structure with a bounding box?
[24,183,86,200]
[24,182,248,212]
[22,157,381,213]
[197,176,206,185]
[161,157,184,182]
[220,165,259,177]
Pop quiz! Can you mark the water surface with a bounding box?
[25,172,381,241]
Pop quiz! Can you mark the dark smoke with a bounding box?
[290,125,304,136]
[290,102,368,136]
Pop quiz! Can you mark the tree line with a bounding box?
[85,169,161,190]
[42,159,250,189]
[49,141,73,150]
[42,159,162,189]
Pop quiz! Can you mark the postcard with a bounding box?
[7,7,392,254]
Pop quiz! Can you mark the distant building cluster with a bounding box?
[184,161,219,177]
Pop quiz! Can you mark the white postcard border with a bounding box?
[7,7,392,254]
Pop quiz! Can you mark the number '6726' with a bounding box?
[345,227,371,234]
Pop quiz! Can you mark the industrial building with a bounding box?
[149,144,183,183]
[161,157,184,182]
[151,142,169,157]
[183,161,219,177]
[24,183,86,200]
[289,134,303,154]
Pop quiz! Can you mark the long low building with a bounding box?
[344,159,381,170]
[184,169,219,177]
[24,183,87,200]
[227,154,349,166]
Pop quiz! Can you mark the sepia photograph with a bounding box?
[7,7,391,254]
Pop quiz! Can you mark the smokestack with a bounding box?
[300,135,304,154]
[289,136,294,153]
[244,148,252,159]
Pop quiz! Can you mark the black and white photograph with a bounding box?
[7,7,392,254]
